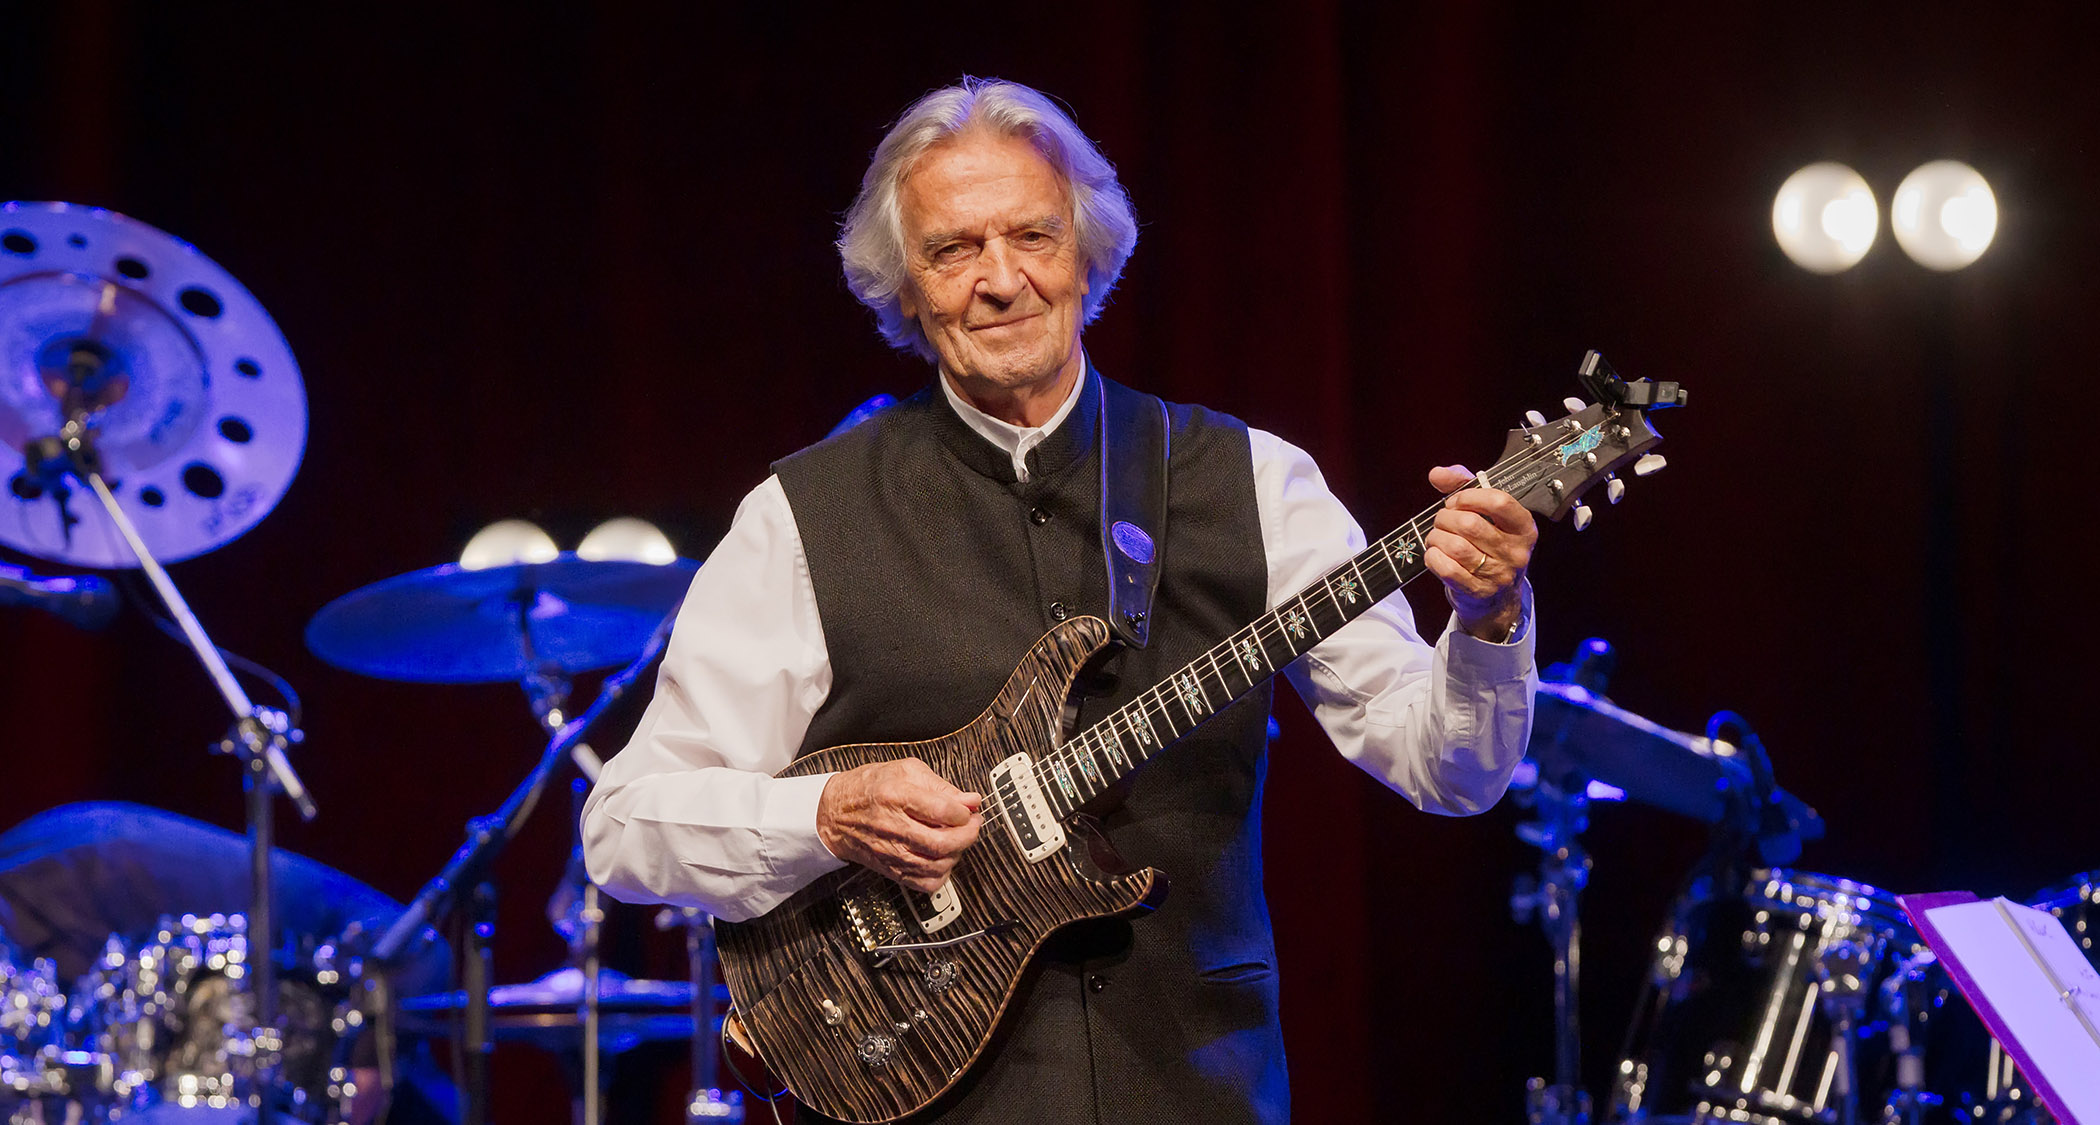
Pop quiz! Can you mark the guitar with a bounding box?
[714,352,1686,1123]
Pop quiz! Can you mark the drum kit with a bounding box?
[0,202,740,1123]
[1,199,2089,1125]
[1522,641,2097,1125]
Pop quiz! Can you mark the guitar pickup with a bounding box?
[988,753,1066,863]
[906,880,961,934]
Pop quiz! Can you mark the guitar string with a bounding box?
[1036,430,1586,802]
[1025,410,1627,806]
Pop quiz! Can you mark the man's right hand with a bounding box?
[816,757,982,893]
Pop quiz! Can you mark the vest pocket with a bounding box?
[1196,959,1275,985]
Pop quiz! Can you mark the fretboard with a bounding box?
[1023,495,1456,818]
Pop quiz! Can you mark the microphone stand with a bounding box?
[369,602,679,1125]
[27,415,317,1125]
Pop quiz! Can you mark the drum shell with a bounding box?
[1611,870,1916,1125]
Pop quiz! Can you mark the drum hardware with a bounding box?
[1515,647,1607,1125]
[1527,640,1830,1125]
[1813,939,1873,1125]
[364,590,684,1125]
[655,908,745,1123]
[1,201,319,1125]
[396,967,723,1051]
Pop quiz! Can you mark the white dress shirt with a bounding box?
[583,375,1537,922]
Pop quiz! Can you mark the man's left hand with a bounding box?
[1423,464,1536,642]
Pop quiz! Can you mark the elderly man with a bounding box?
[583,78,1537,1124]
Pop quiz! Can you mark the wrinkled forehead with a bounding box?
[897,127,1074,236]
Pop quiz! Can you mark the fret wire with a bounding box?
[1301,592,1328,642]
[1158,680,1198,736]
[1035,759,1070,819]
[1205,644,1241,698]
[1128,701,1155,759]
[1106,710,1137,769]
[1383,538,1413,586]
[1341,559,1369,611]
[1274,598,1310,656]
[1256,611,1296,668]
[1232,623,1273,679]
[1195,654,1223,711]
[1088,727,1119,786]
[1071,732,1101,799]
[1171,666,1209,725]
[1139,694,1171,752]
[1322,572,1347,619]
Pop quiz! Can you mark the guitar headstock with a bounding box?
[1490,352,1686,526]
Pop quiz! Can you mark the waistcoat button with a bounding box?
[1028,507,1049,525]
[1049,601,1068,621]
[1088,974,1108,994]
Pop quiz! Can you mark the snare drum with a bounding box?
[1611,870,1917,1125]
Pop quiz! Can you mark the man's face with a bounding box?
[896,130,1088,399]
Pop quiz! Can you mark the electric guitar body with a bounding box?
[716,612,1153,1123]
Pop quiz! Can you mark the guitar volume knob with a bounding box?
[922,959,958,995]
[858,1031,897,1068]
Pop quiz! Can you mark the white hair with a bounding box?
[838,78,1139,361]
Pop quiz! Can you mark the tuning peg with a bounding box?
[1633,454,1666,477]
[1571,504,1593,531]
[1524,409,1547,427]
[1606,475,1625,504]
[1562,397,1585,413]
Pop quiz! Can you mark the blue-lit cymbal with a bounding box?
[0,202,308,567]
[398,967,728,1053]
[305,553,697,684]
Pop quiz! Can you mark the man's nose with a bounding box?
[974,239,1027,304]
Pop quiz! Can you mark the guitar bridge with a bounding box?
[840,885,909,954]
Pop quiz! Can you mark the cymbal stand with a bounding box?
[371,604,678,1125]
[657,908,744,1122]
[27,417,318,1125]
[525,673,610,1125]
[1511,769,1592,1125]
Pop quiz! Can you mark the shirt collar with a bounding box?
[935,356,1088,484]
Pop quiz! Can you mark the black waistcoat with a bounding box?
[772,369,1286,1125]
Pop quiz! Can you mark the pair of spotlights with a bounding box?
[1772,161,1997,274]
[459,517,678,570]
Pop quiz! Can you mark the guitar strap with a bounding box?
[1097,371,1169,649]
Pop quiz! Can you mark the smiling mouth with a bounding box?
[969,313,1039,331]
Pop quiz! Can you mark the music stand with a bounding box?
[1899,891,2100,1125]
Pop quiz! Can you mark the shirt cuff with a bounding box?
[1443,580,1536,682]
[761,771,846,876]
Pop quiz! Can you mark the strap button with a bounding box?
[1049,601,1068,621]
[1029,507,1049,526]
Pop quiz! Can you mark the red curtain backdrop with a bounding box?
[3,4,2098,1120]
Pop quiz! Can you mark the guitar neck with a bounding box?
[1025,451,1532,817]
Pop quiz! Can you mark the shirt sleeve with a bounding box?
[580,475,846,922]
[1250,427,1537,815]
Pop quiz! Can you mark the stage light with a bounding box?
[1772,163,1878,274]
[577,517,678,565]
[1892,160,1996,271]
[459,519,559,570]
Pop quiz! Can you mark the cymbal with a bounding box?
[398,967,726,1054]
[0,202,307,567]
[304,554,697,683]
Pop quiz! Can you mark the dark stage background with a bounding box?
[3,4,2098,1121]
